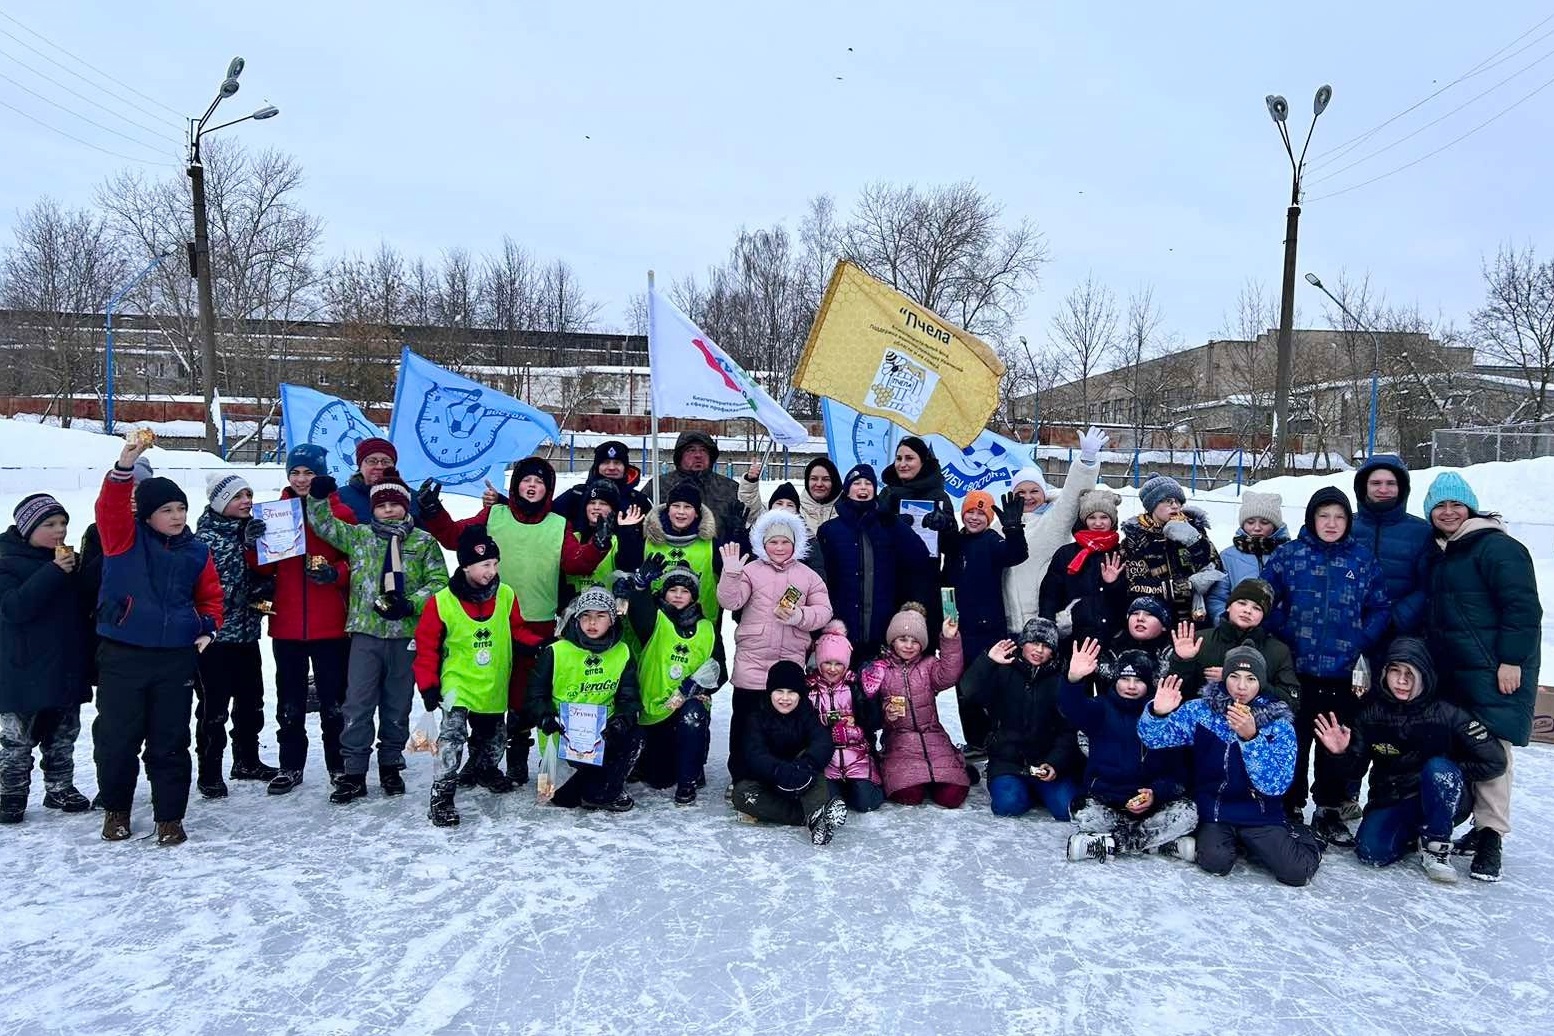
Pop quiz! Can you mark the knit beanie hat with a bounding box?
[593,440,631,470]
[1228,578,1274,615]
[666,481,703,510]
[1076,488,1119,526]
[1223,645,1269,689]
[456,525,501,568]
[206,472,251,514]
[660,562,700,598]
[369,468,412,513]
[814,620,852,668]
[1127,596,1172,628]
[767,482,801,511]
[286,443,329,475]
[584,478,621,510]
[1010,466,1052,496]
[842,463,877,491]
[1422,471,1479,516]
[1138,473,1186,513]
[1238,490,1283,529]
[1112,649,1157,687]
[510,456,556,500]
[131,456,154,484]
[13,493,68,540]
[355,437,397,466]
[135,476,187,518]
[885,601,930,647]
[766,659,807,693]
[961,490,995,520]
[1017,617,1060,652]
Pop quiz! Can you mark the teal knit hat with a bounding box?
[1422,471,1479,516]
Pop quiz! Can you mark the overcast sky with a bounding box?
[3,0,1552,353]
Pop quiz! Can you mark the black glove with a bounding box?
[417,479,443,517]
[309,474,338,500]
[773,760,815,791]
[306,562,339,585]
[998,491,1022,525]
[241,518,267,548]
[921,507,953,533]
[420,686,442,712]
[538,712,564,736]
[604,712,635,739]
[373,591,415,620]
[899,511,915,528]
[632,553,667,591]
[590,515,614,551]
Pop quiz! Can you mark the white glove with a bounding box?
[1078,426,1109,465]
[1055,600,1078,638]
[1162,520,1201,546]
[1188,568,1227,595]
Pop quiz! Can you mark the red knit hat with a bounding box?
[368,468,412,513]
[356,437,397,466]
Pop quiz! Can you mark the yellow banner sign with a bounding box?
[793,261,1005,447]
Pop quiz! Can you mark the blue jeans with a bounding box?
[828,778,885,813]
[1354,757,1468,867]
[988,773,1079,820]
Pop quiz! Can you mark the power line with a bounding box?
[1306,44,1554,188]
[0,96,177,166]
[1310,12,1554,169]
[0,42,181,144]
[0,10,183,124]
[0,69,172,154]
[1308,70,1554,202]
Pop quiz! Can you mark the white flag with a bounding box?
[648,288,808,447]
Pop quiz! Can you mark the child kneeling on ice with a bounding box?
[1060,639,1195,862]
[524,586,643,812]
[732,660,849,845]
[806,620,884,813]
[413,528,545,826]
[1139,645,1323,886]
[1313,637,1506,883]
[869,604,968,808]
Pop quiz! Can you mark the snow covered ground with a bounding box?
[3,420,1554,1034]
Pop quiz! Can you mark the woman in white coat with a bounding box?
[1001,427,1109,629]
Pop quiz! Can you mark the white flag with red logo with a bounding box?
[648,288,808,446]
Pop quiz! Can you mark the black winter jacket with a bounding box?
[738,692,834,789]
[961,652,1083,781]
[941,525,1028,651]
[815,497,934,659]
[0,527,93,713]
[1040,539,1128,647]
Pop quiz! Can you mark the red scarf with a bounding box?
[1067,529,1120,575]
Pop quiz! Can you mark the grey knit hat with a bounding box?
[1018,617,1060,652]
[1076,488,1120,526]
[1223,645,1268,689]
[1138,474,1186,513]
[1238,490,1283,529]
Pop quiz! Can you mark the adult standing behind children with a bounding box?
[1352,455,1433,639]
[1421,472,1542,883]
[336,438,423,526]
[642,431,747,549]
[1003,427,1110,628]
[738,456,842,537]
[552,440,652,526]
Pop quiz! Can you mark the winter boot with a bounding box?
[964,762,982,786]
[475,768,515,795]
[1418,839,1458,883]
[1452,826,1481,856]
[1067,832,1118,862]
[428,787,460,828]
[198,778,229,799]
[1312,807,1356,849]
[156,821,187,846]
[329,774,368,804]
[960,743,988,763]
[580,793,635,813]
[807,798,847,847]
[101,811,131,841]
[456,755,480,789]
[1157,835,1197,863]
[674,783,698,806]
[506,735,532,787]
[1338,799,1363,822]
[266,770,303,796]
[328,770,345,788]
[43,786,91,812]
[0,795,25,823]
[230,759,280,782]
[1470,829,1503,883]
[379,766,406,796]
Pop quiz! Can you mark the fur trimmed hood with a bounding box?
[645,502,717,546]
[750,509,812,567]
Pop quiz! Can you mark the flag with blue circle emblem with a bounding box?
[280,383,384,484]
[820,397,1033,501]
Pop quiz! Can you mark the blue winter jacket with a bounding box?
[1059,679,1188,807]
[97,526,215,649]
[815,497,934,657]
[1261,528,1390,679]
[942,524,1028,654]
[1219,528,1289,589]
[1138,687,1296,826]
[1351,456,1433,636]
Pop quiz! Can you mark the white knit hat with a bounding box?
[205,472,251,515]
[1238,491,1284,528]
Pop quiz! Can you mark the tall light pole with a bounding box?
[1306,271,1384,459]
[1265,84,1332,474]
[188,56,279,453]
[104,249,177,436]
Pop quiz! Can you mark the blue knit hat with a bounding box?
[1422,471,1479,516]
[1139,473,1186,513]
[287,443,329,474]
[843,463,878,490]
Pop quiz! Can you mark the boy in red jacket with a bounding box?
[94,436,223,845]
[413,527,544,826]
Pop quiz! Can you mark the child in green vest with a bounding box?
[523,586,643,812]
[561,478,645,613]
[413,528,545,826]
[622,557,725,805]
[302,470,448,803]
[642,482,722,628]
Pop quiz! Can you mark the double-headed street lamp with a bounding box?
[189,57,279,453]
[1265,84,1332,474]
[1306,271,1384,459]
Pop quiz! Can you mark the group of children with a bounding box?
[0,431,1538,888]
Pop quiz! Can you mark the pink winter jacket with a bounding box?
[717,511,834,690]
[865,632,967,795]
[808,670,880,783]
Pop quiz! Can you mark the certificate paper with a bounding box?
[255,498,305,564]
[901,499,939,556]
[561,702,607,765]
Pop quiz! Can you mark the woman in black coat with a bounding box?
[0,495,95,822]
[1420,472,1542,883]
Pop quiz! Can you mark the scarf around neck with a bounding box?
[1067,529,1120,574]
[372,517,413,595]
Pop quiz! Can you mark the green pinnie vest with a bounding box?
[431,583,514,715]
[567,537,618,596]
[644,538,718,623]
[636,609,715,726]
[550,638,631,715]
[488,506,567,620]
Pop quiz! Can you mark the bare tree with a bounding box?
[1218,278,1279,454]
[1116,285,1186,448]
[536,258,602,333]
[623,291,649,335]
[1474,242,1554,421]
[1047,275,1119,425]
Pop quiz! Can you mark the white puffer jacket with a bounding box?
[1001,455,1101,628]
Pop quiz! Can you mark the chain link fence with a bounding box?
[1431,421,1554,467]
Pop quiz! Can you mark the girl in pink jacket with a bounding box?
[866,603,968,808]
[806,620,885,813]
[717,510,833,780]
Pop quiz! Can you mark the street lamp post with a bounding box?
[104,249,177,436]
[1265,84,1332,475]
[188,56,279,453]
[1305,272,1384,459]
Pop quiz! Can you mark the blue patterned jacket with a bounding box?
[1260,528,1390,679]
[1139,686,1296,826]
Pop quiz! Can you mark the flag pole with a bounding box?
[647,270,659,509]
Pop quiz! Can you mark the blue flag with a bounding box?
[820,397,1034,501]
[280,384,384,484]
[388,347,561,498]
